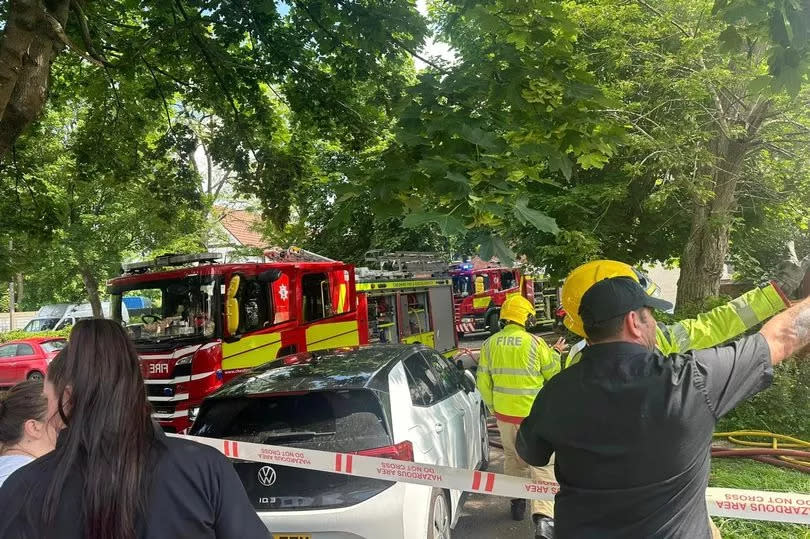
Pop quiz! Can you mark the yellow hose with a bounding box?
[713,430,810,467]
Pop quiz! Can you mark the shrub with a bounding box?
[717,356,810,439]
[0,328,71,344]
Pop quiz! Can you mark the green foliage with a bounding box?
[1,0,429,306]
[717,357,810,439]
[714,0,810,96]
[0,328,71,344]
[368,0,624,264]
[710,459,810,538]
[0,56,205,307]
[537,0,810,301]
[729,150,810,281]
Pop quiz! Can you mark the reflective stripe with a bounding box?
[670,323,691,352]
[493,386,540,395]
[730,296,760,328]
[541,360,558,373]
[490,367,537,376]
[528,337,539,373]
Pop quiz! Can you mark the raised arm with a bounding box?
[657,283,789,355]
[759,295,810,365]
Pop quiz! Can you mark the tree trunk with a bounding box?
[0,0,71,160]
[15,273,24,307]
[79,265,103,318]
[675,134,747,311]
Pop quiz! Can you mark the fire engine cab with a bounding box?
[451,261,534,337]
[108,249,458,432]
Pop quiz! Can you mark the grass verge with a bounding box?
[709,458,810,539]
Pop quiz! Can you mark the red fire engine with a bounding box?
[108,249,458,432]
[450,261,534,337]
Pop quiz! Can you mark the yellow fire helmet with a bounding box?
[500,294,536,328]
[561,259,661,337]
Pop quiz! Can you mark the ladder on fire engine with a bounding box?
[121,252,222,274]
[263,246,336,263]
[363,250,449,277]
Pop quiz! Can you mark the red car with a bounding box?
[0,337,67,387]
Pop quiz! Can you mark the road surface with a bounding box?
[454,446,536,538]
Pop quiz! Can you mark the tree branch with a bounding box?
[69,0,109,65]
[635,0,691,38]
[43,12,107,67]
[173,0,240,121]
[330,0,450,73]
[143,59,172,129]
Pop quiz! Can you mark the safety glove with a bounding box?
[772,255,810,300]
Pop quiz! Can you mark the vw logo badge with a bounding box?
[258,466,277,487]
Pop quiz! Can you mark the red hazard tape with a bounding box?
[172,434,810,525]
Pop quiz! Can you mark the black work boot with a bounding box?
[510,498,527,521]
[533,514,555,539]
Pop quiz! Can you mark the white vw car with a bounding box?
[190,344,490,539]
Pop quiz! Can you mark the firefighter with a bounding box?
[476,294,565,538]
[560,259,800,366]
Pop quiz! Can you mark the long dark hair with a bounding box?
[0,380,48,452]
[42,319,156,539]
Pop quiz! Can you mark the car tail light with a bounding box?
[355,440,414,462]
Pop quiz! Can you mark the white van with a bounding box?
[23,304,74,332]
[54,301,129,330]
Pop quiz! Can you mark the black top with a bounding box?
[0,428,269,539]
[516,334,773,539]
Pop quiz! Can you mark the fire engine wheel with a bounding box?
[487,311,500,335]
[27,371,44,382]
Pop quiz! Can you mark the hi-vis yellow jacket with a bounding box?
[566,282,790,366]
[476,323,561,420]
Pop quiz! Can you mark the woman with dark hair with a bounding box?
[0,380,57,487]
[0,319,268,539]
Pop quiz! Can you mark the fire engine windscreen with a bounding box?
[453,275,473,297]
[111,276,218,342]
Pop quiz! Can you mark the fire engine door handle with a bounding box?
[434,422,444,433]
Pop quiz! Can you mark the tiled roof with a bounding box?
[217,209,266,248]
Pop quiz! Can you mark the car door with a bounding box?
[389,352,448,466]
[12,343,38,380]
[422,351,476,470]
[0,344,18,385]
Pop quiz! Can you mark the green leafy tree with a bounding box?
[1,0,427,310]
[553,0,810,309]
[714,0,810,96]
[0,0,427,164]
[361,0,623,263]
[1,55,203,316]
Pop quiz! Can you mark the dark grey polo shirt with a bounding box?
[516,334,773,539]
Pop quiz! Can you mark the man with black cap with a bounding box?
[515,274,810,538]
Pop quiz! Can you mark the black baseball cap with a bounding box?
[579,276,673,326]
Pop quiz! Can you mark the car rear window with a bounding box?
[192,389,391,453]
[41,340,67,353]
